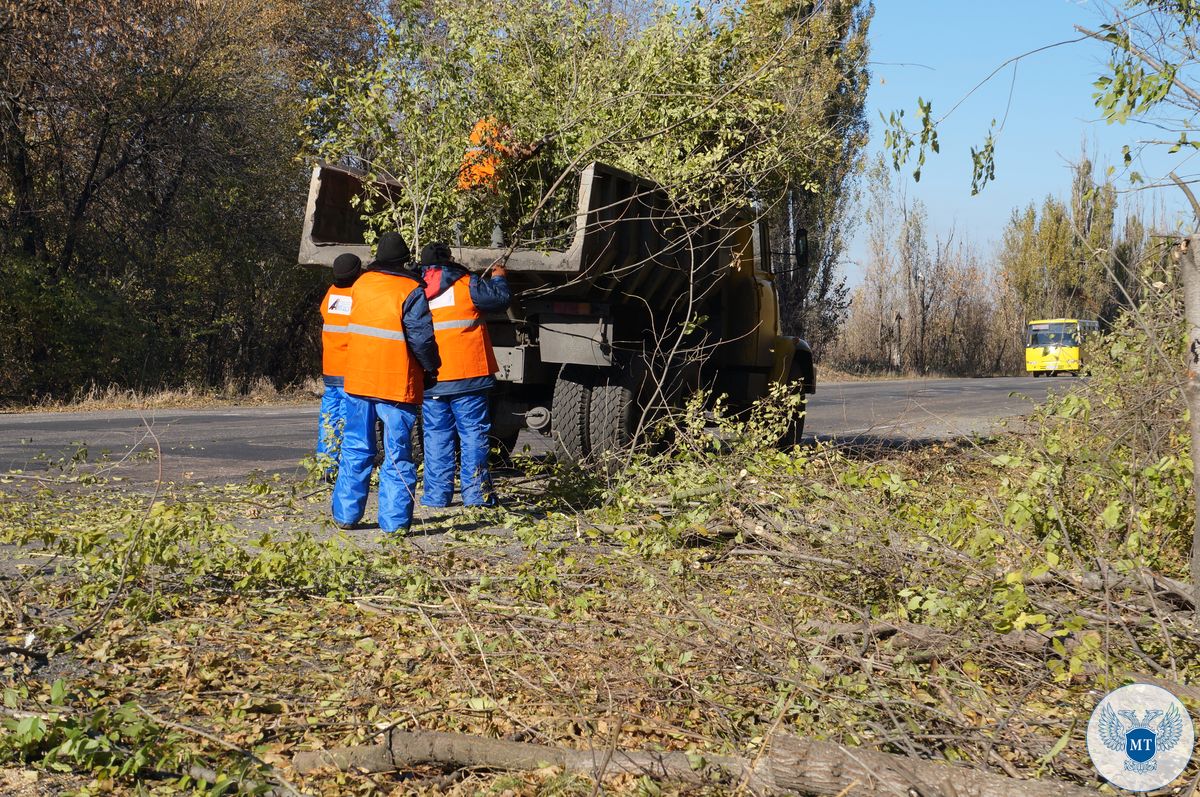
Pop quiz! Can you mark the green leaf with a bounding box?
[1039,722,1075,764]
[50,679,67,706]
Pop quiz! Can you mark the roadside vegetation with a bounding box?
[0,0,384,402]
[5,379,325,414]
[2,263,1195,794]
[0,0,868,403]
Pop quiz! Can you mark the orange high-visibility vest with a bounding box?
[343,271,424,404]
[320,284,354,377]
[428,276,498,381]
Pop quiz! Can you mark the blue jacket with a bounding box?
[422,264,511,397]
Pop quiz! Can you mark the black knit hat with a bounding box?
[373,232,411,267]
[419,242,453,267]
[332,253,362,287]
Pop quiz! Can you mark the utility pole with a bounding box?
[915,271,927,374]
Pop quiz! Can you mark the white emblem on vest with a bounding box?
[327,295,353,315]
[428,288,457,310]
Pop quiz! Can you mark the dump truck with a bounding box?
[298,161,815,458]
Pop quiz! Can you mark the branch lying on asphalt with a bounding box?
[292,727,1102,796]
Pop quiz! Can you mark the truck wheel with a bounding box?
[551,366,593,460]
[374,413,423,467]
[589,369,640,456]
[488,393,524,464]
[411,414,424,466]
[374,418,384,466]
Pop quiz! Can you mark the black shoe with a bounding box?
[333,519,356,530]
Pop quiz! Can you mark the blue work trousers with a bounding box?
[317,376,347,476]
[332,394,419,533]
[421,391,496,507]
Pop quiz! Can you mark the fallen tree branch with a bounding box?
[0,645,48,664]
[797,619,1056,663]
[138,706,303,797]
[186,764,281,797]
[1023,567,1195,611]
[1115,671,1200,704]
[293,728,1101,796]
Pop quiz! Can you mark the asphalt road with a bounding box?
[0,376,1071,483]
[806,375,1070,444]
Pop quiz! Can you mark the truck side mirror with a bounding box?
[795,228,809,271]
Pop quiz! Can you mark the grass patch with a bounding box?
[7,377,322,413]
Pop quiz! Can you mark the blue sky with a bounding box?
[845,0,1193,286]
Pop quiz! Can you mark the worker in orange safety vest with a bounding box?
[332,232,441,534]
[418,241,511,508]
[316,252,362,480]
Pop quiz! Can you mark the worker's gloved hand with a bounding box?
[489,260,507,279]
[423,371,438,390]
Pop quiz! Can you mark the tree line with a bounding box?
[0,0,386,400]
[0,0,872,401]
[831,153,1157,376]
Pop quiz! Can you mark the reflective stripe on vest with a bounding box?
[342,271,424,404]
[433,319,482,331]
[428,277,498,382]
[320,285,355,377]
[346,323,406,341]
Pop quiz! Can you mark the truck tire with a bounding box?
[589,376,636,456]
[374,413,423,467]
[589,361,654,457]
[374,418,384,466]
[411,414,424,466]
[551,366,593,461]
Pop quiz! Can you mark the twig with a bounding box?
[137,706,304,797]
[0,645,48,664]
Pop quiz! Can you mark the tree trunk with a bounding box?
[793,201,810,340]
[1170,174,1200,602]
[293,728,1101,797]
[1,99,44,257]
[1182,235,1200,600]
